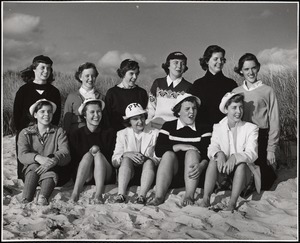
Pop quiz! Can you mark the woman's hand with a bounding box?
[35,157,58,175]
[173,144,200,153]
[188,163,201,180]
[123,152,145,165]
[214,151,226,173]
[222,155,236,175]
[89,145,100,156]
[267,151,277,170]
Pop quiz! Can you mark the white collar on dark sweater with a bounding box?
[176,119,196,131]
[167,75,182,88]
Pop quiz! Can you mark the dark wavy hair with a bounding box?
[172,96,200,118]
[234,53,261,76]
[199,45,226,71]
[75,62,99,83]
[20,61,54,83]
[123,113,148,127]
[117,59,140,78]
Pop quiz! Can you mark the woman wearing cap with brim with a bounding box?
[200,92,260,212]
[111,103,160,204]
[146,51,192,129]
[17,99,70,205]
[68,98,116,204]
[148,93,212,207]
[13,55,62,180]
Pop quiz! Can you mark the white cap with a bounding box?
[219,92,241,114]
[29,99,57,116]
[123,103,147,120]
[78,98,105,115]
[173,93,201,109]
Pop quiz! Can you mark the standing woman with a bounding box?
[232,53,279,190]
[104,59,148,132]
[69,99,116,203]
[63,62,105,136]
[13,55,61,180]
[188,45,237,129]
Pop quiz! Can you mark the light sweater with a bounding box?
[232,83,280,153]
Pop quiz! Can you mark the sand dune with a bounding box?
[2,135,298,240]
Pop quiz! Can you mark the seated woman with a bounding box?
[200,92,260,212]
[69,98,116,204]
[112,103,159,204]
[148,93,211,206]
[18,99,70,205]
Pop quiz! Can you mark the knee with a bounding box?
[185,150,200,160]
[161,151,177,161]
[120,157,134,169]
[235,162,247,173]
[143,159,155,170]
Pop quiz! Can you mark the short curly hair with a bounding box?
[234,53,261,76]
[75,62,99,83]
[117,59,140,78]
[199,45,226,71]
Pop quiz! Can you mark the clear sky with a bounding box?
[2,1,298,82]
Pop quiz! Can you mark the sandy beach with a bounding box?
[2,135,298,241]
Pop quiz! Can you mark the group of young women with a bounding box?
[13,45,280,211]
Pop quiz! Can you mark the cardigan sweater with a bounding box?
[188,71,237,129]
[13,82,61,132]
[69,125,116,174]
[63,89,105,135]
[104,85,148,132]
[232,83,280,153]
[155,119,212,161]
[17,124,71,170]
[112,124,160,167]
[147,77,192,126]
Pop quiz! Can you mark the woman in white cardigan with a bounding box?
[112,103,159,204]
[200,92,261,212]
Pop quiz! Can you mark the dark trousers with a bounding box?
[255,129,277,190]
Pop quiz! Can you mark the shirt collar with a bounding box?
[79,87,96,99]
[176,119,196,131]
[242,80,263,91]
[167,75,182,88]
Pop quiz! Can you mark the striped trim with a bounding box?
[169,135,201,143]
[159,129,170,136]
[201,132,212,137]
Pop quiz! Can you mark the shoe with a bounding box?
[135,195,146,205]
[114,194,126,203]
[37,195,49,206]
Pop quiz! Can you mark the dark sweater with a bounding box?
[13,82,61,132]
[188,71,237,129]
[155,119,212,161]
[104,85,148,131]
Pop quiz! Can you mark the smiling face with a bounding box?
[225,101,243,127]
[33,62,52,83]
[207,52,225,75]
[129,114,146,134]
[178,101,197,126]
[84,103,102,129]
[168,59,186,79]
[34,104,53,126]
[240,60,259,85]
[80,68,97,91]
[122,69,139,88]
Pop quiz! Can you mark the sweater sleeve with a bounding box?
[199,127,212,161]
[207,124,223,159]
[267,88,280,153]
[17,129,39,165]
[53,128,71,166]
[51,87,61,126]
[62,93,76,134]
[155,123,174,157]
[13,86,25,132]
[147,80,158,121]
